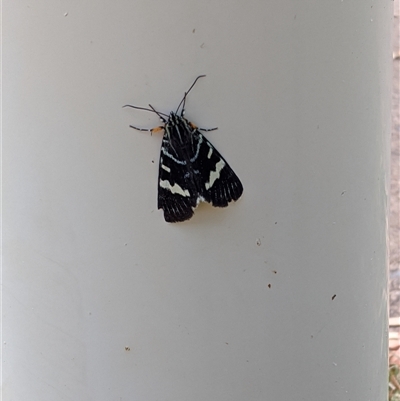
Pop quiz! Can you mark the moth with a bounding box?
[124,75,243,223]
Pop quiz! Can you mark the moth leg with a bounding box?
[129,125,152,132]
[198,127,218,132]
[151,126,164,134]
[129,125,165,135]
[188,122,218,132]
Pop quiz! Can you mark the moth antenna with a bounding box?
[123,104,168,122]
[176,75,206,115]
[148,104,168,122]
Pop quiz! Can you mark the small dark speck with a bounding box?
[200,43,205,48]
[294,14,297,19]
[341,191,346,196]
[124,243,128,246]
[332,294,336,300]
[151,160,154,163]
[272,270,277,274]
[125,346,131,351]
[268,284,271,288]
[256,239,261,246]
[225,342,229,345]
[275,222,278,225]
[192,28,195,33]
[311,335,314,338]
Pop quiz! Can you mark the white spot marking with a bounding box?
[205,160,225,190]
[207,146,213,159]
[161,164,171,172]
[160,180,190,197]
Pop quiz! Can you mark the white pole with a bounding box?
[3,1,391,400]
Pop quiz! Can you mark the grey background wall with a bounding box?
[3,1,392,400]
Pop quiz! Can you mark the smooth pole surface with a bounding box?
[3,1,391,400]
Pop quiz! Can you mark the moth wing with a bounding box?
[157,136,200,223]
[193,133,243,207]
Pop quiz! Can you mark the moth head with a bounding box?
[168,112,180,125]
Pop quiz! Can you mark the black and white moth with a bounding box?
[124,75,243,223]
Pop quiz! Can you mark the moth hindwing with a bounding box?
[124,75,243,223]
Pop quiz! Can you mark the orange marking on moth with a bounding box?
[151,126,164,134]
[189,122,198,129]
